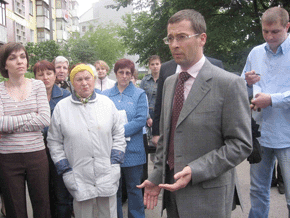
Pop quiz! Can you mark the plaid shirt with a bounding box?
[140,74,158,110]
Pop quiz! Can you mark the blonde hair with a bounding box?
[94,60,109,72]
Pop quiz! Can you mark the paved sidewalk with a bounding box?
[122,160,288,218]
[0,160,287,217]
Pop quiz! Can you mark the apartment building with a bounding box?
[55,0,79,43]
[0,0,7,45]
[3,0,78,44]
[79,0,132,37]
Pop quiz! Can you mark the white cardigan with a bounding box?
[47,92,126,201]
[95,76,116,91]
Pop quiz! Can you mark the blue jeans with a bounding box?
[117,165,145,218]
[249,146,290,218]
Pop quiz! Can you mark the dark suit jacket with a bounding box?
[152,57,224,136]
[148,59,252,217]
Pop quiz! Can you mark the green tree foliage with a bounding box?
[23,25,125,73]
[25,40,62,70]
[116,0,290,73]
[66,24,126,69]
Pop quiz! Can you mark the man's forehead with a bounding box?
[262,20,285,29]
[167,20,193,33]
[150,59,161,64]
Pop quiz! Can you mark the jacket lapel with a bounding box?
[163,74,178,135]
[177,60,213,127]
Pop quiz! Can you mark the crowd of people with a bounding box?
[0,5,289,218]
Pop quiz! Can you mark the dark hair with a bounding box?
[114,58,135,75]
[33,60,55,77]
[0,42,29,78]
[261,7,289,27]
[168,9,206,34]
[148,55,161,65]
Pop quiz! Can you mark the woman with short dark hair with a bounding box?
[33,60,72,218]
[102,58,147,218]
[0,42,51,217]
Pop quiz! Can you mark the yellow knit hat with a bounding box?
[70,64,94,84]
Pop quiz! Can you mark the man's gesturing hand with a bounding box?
[159,166,191,192]
[137,180,161,210]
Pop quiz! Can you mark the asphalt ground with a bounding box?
[122,159,288,218]
[0,158,287,218]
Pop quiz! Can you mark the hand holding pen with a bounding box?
[245,70,261,86]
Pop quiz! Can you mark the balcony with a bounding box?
[56,29,68,41]
[56,9,69,21]
[36,16,50,30]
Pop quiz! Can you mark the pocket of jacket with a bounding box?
[202,171,231,189]
[62,171,78,191]
[111,164,121,185]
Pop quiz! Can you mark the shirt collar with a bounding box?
[179,55,205,78]
[265,34,290,55]
[110,81,135,97]
[145,74,154,81]
[98,76,108,82]
[71,90,96,103]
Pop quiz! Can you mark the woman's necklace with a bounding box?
[5,79,30,101]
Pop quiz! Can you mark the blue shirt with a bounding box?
[102,82,148,167]
[140,74,158,110]
[242,35,290,149]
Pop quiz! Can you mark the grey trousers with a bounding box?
[73,194,117,218]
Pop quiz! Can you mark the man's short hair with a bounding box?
[261,7,289,27]
[148,55,161,65]
[168,9,206,34]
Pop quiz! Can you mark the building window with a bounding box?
[37,5,49,17]
[30,29,35,42]
[82,26,86,32]
[29,0,33,15]
[15,22,26,43]
[14,0,25,17]
[0,1,6,26]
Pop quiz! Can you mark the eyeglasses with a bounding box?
[163,33,200,45]
[117,70,132,76]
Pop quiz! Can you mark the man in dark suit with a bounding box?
[151,58,223,145]
[138,9,252,217]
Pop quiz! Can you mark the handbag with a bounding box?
[247,117,262,164]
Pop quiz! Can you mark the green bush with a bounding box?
[138,73,145,80]
[0,71,35,82]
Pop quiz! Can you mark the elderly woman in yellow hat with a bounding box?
[47,64,126,218]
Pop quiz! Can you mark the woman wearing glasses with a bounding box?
[102,59,147,218]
